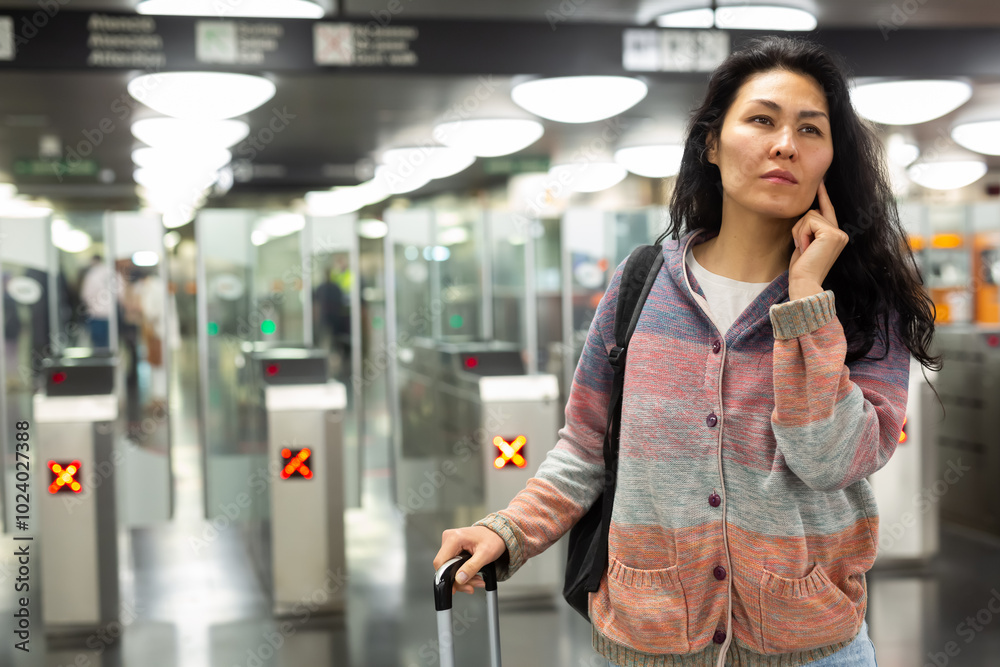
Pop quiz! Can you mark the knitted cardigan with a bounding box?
[474,228,910,667]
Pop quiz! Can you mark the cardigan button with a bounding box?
[713,630,727,644]
[706,413,718,428]
[712,340,721,354]
[708,493,721,508]
[713,566,727,581]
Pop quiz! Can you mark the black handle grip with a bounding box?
[433,551,498,611]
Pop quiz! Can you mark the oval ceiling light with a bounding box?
[134,167,219,191]
[886,134,920,167]
[952,120,1000,156]
[132,251,160,267]
[614,145,685,178]
[512,76,648,124]
[906,160,987,190]
[128,72,277,121]
[549,162,628,193]
[162,208,196,228]
[51,220,93,253]
[358,219,389,239]
[137,0,324,18]
[375,165,432,195]
[133,147,232,172]
[714,5,817,30]
[382,147,476,180]
[257,213,306,238]
[432,119,545,157]
[655,8,715,27]
[132,118,250,149]
[851,80,972,126]
[306,180,390,216]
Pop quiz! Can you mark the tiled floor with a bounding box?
[3,355,1000,666]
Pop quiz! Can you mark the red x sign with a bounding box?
[280,448,314,480]
[48,460,82,494]
[493,436,527,469]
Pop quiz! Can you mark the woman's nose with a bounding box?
[770,127,796,159]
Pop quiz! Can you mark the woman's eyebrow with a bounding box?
[746,98,829,121]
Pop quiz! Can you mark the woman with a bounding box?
[434,35,939,666]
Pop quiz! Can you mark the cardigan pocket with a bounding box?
[758,563,859,653]
[592,557,690,654]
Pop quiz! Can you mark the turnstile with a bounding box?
[256,348,347,615]
[35,355,119,633]
[930,328,1000,536]
[870,357,940,566]
[397,339,562,598]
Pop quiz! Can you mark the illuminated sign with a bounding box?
[493,436,526,469]
[48,460,82,494]
[280,448,313,480]
[899,416,908,444]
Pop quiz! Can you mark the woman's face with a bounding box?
[706,69,834,221]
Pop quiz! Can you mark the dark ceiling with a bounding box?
[0,0,999,211]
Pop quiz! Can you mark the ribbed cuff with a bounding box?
[472,512,525,581]
[769,290,836,340]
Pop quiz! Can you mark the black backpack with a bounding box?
[563,244,664,621]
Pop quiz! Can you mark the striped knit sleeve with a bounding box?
[768,290,910,493]
[473,261,624,580]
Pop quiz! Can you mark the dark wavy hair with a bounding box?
[656,35,940,371]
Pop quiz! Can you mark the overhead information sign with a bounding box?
[0,10,997,78]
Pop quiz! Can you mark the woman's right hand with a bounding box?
[433,526,507,595]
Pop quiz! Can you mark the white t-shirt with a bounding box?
[686,246,772,335]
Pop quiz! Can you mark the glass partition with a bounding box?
[559,206,662,397]
[110,211,174,525]
[309,213,362,508]
[0,214,52,532]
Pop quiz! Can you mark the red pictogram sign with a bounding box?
[48,460,82,494]
[280,448,314,480]
[493,436,527,469]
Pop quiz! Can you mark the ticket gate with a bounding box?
[34,354,119,633]
[255,348,347,615]
[397,339,562,598]
[870,357,940,567]
[930,328,1000,537]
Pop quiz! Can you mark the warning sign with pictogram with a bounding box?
[314,23,354,65]
[48,460,83,494]
[493,436,526,469]
[280,448,314,480]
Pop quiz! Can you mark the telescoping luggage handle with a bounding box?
[433,552,501,667]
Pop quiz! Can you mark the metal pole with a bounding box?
[195,212,211,519]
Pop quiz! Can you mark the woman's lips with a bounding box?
[761,176,796,185]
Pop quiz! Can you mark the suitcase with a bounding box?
[433,552,502,667]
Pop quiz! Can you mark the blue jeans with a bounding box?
[608,620,877,666]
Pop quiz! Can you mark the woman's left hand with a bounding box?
[787,179,849,300]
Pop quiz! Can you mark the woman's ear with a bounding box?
[705,133,717,165]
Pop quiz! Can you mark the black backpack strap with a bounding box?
[585,244,663,592]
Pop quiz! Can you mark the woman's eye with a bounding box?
[751,116,771,125]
